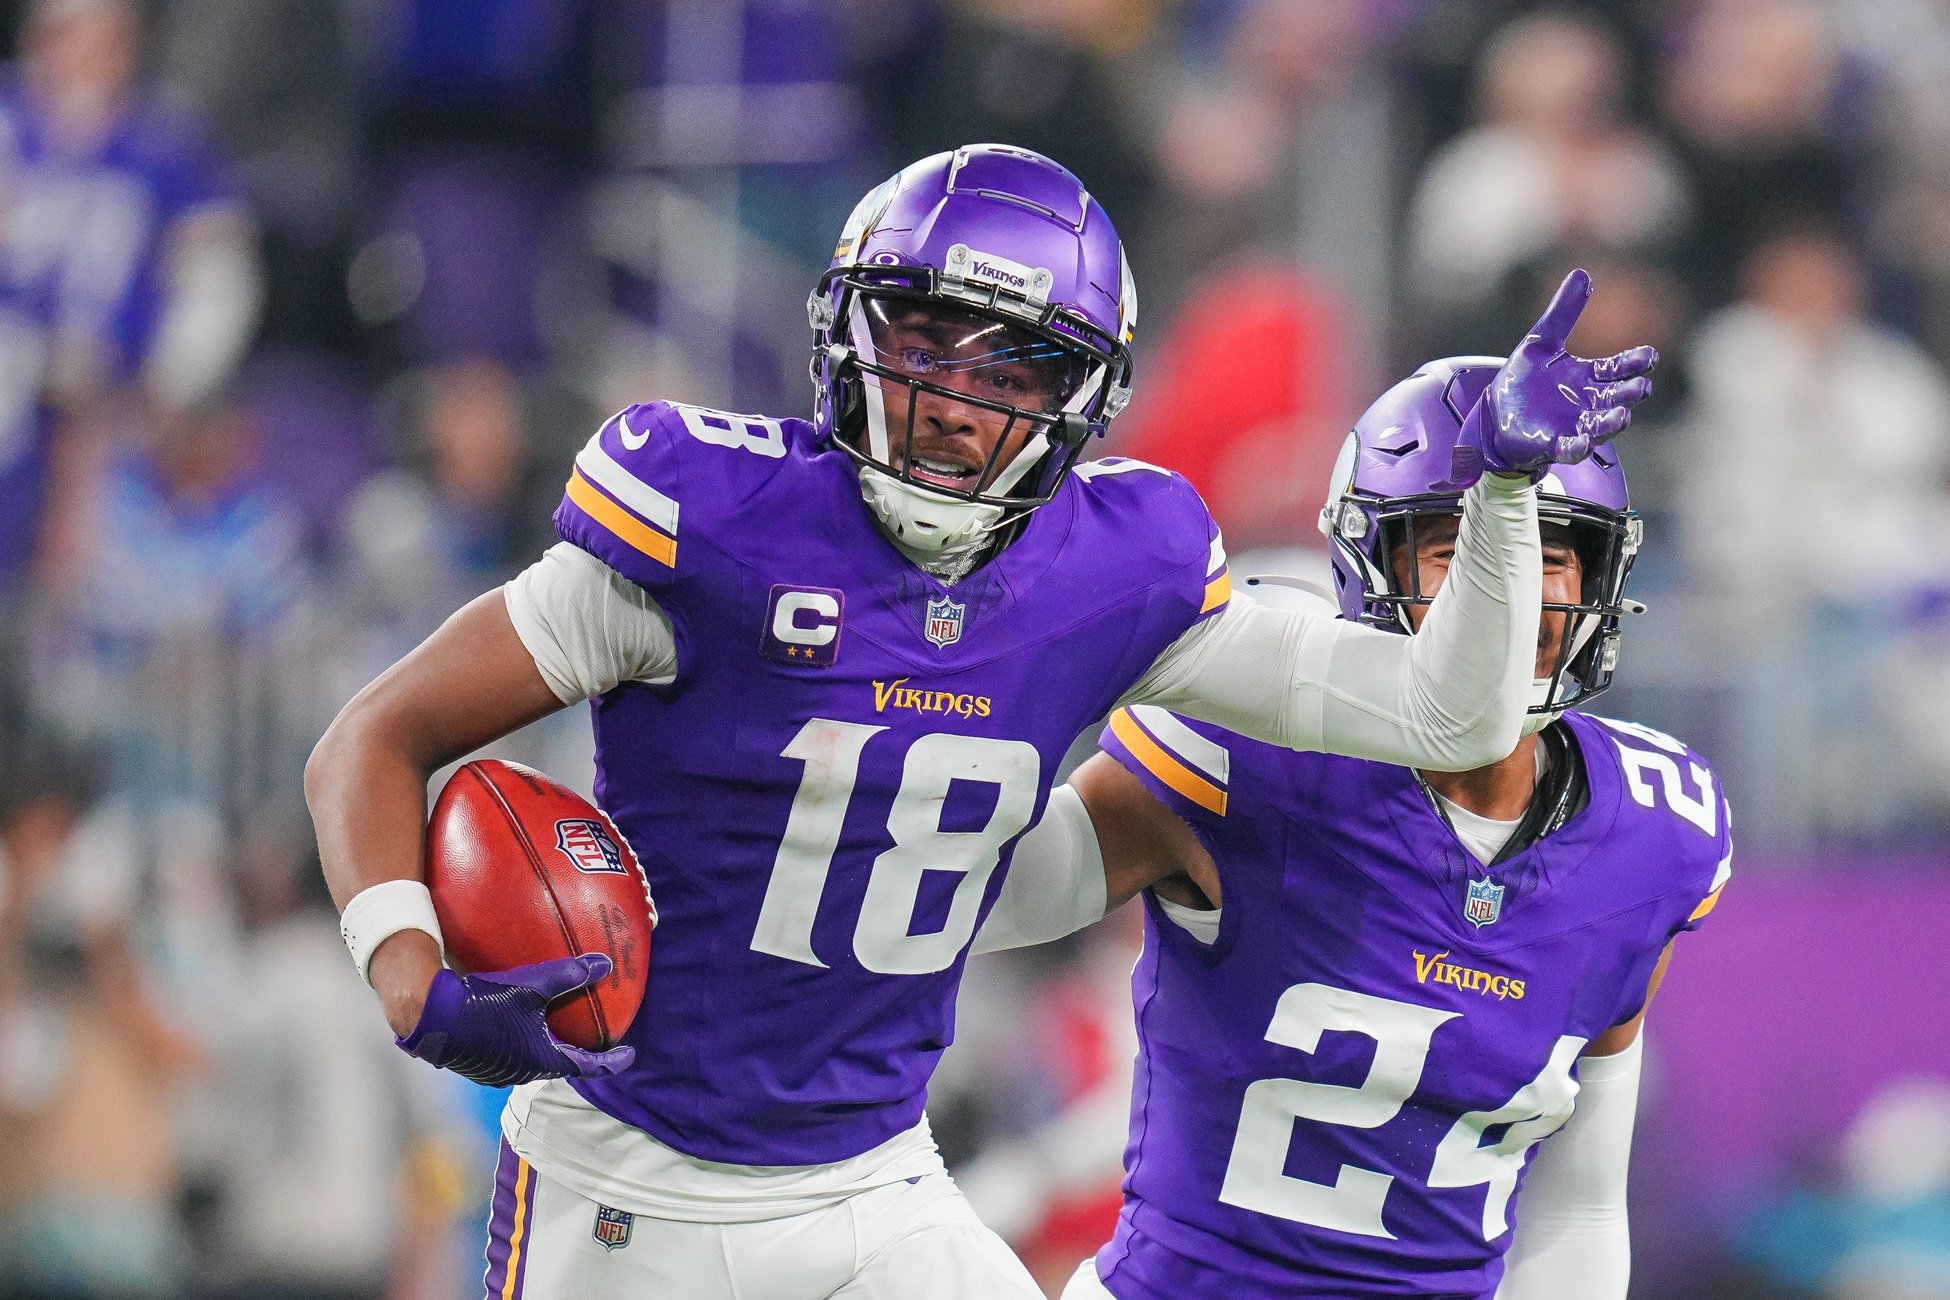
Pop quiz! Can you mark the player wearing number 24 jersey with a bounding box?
[307,147,1659,1299]
[1009,360,1728,1300]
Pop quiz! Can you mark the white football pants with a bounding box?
[482,1142,1043,1300]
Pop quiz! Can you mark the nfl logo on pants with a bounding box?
[924,596,965,648]
[593,1205,633,1250]
[1464,877,1504,927]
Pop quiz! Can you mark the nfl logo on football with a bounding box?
[556,818,626,875]
[924,595,966,648]
[593,1205,633,1251]
[1464,877,1505,928]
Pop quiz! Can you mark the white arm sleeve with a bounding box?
[970,785,1107,955]
[503,543,679,703]
[1495,1035,1641,1300]
[1123,474,1540,771]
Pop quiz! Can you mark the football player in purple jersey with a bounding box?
[976,358,1726,1299]
[306,144,1658,1298]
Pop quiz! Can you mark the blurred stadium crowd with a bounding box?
[0,0,1947,1297]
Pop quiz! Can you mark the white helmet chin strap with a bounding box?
[857,466,1007,559]
[1521,609,1607,733]
[1520,681,1565,737]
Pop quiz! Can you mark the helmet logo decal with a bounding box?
[1117,246,1138,342]
[924,595,966,648]
[836,175,900,260]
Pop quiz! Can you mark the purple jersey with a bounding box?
[1091,705,1731,1299]
[552,400,1229,1165]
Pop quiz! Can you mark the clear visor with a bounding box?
[846,293,1104,503]
[856,295,1094,415]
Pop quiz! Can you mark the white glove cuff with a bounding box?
[341,879,447,986]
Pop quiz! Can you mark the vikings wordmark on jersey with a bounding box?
[550,400,1229,1166]
[1089,706,1730,1299]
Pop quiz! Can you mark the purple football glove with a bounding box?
[396,952,635,1088]
[1450,269,1658,486]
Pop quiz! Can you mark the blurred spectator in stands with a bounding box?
[70,396,306,655]
[196,811,472,1300]
[1109,0,1397,563]
[0,276,50,598]
[154,0,368,358]
[868,0,1159,236]
[1404,9,1689,351]
[1659,0,1853,307]
[338,359,556,644]
[1841,0,1950,366]
[1676,225,1950,838]
[25,394,309,820]
[1678,225,1950,627]
[1142,75,1287,320]
[0,0,260,596]
[591,0,870,416]
[1138,0,1392,341]
[0,732,202,1299]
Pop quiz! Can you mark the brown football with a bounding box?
[424,759,655,1050]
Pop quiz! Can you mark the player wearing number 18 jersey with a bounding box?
[1026,359,1727,1299]
[308,148,1660,1298]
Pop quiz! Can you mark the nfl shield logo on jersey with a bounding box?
[556,818,627,875]
[593,1205,633,1250]
[1464,877,1505,928]
[924,595,966,648]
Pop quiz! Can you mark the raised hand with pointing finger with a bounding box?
[1449,269,1660,487]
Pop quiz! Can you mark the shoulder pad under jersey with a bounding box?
[1581,713,1734,934]
[1070,456,1231,626]
[1099,704,1238,834]
[553,399,808,594]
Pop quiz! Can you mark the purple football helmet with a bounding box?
[1319,356,1643,717]
[808,145,1137,554]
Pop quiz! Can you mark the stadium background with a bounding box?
[0,0,1945,1296]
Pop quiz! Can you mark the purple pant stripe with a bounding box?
[482,1140,522,1300]
[509,1161,537,1300]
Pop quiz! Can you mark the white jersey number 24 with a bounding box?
[1219,983,1585,1241]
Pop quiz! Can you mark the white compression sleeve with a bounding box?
[1124,474,1540,771]
[1495,1036,1642,1300]
[971,784,1107,955]
[503,543,679,703]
